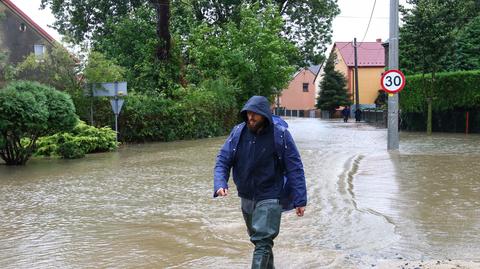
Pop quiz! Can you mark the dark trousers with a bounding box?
[241,198,282,269]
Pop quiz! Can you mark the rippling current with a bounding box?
[0,118,479,268]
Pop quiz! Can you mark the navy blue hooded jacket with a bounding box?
[213,96,307,210]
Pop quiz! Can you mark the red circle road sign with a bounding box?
[381,69,406,94]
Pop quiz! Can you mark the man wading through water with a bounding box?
[213,96,307,269]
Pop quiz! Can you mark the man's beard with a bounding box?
[247,120,265,133]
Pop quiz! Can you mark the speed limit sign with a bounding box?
[381,69,406,94]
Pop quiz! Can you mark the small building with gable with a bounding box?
[328,39,386,109]
[276,65,321,117]
[0,0,57,65]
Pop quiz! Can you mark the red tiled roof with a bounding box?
[2,0,56,44]
[334,41,385,67]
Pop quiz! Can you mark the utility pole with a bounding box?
[353,38,360,112]
[388,0,399,150]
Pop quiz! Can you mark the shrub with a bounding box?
[58,139,85,159]
[400,70,480,132]
[119,78,238,142]
[0,81,77,165]
[13,46,82,93]
[401,70,480,113]
[36,121,118,159]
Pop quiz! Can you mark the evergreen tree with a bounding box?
[316,54,351,115]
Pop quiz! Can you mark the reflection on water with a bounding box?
[0,118,479,268]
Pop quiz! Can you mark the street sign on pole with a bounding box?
[110,98,125,115]
[91,82,127,97]
[86,82,128,142]
[381,69,406,94]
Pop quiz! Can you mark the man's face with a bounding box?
[247,111,265,132]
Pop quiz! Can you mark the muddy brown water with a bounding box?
[1,118,479,268]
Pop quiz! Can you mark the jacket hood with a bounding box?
[240,96,273,126]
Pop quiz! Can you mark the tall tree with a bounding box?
[93,6,183,94]
[401,0,479,74]
[188,3,298,104]
[149,0,171,60]
[399,0,472,134]
[41,0,339,65]
[41,0,172,60]
[454,16,480,71]
[190,0,339,65]
[316,54,351,115]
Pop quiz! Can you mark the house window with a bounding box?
[34,44,46,59]
[19,23,26,32]
[302,83,309,92]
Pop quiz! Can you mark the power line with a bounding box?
[337,41,353,51]
[360,0,377,43]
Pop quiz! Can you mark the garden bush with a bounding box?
[0,81,77,165]
[57,139,85,159]
[118,78,238,142]
[36,121,118,159]
[401,70,480,113]
[400,70,480,132]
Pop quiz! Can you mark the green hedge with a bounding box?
[120,86,238,142]
[401,70,480,112]
[36,121,118,159]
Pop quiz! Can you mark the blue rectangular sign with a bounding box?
[91,82,127,97]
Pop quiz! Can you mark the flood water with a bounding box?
[0,118,479,268]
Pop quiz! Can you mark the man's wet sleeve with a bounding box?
[283,130,307,207]
[213,129,235,197]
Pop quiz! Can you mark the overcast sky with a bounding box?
[11,0,411,50]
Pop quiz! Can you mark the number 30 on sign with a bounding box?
[381,69,406,94]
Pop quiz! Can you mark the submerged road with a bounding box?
[0,118,479,268]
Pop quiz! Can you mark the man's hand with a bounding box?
[216,188,229,197]
[295,206,305,217]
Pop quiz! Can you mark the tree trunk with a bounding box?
[427,97,432,135]
[0,135,32,165]
[149,0,171,61]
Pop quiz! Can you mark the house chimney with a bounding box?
[376,38,382,43]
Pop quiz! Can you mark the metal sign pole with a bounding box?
[388,0,400,150]
[90,81,127,143]
[114,82,118,142]
[115,111,119,143]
